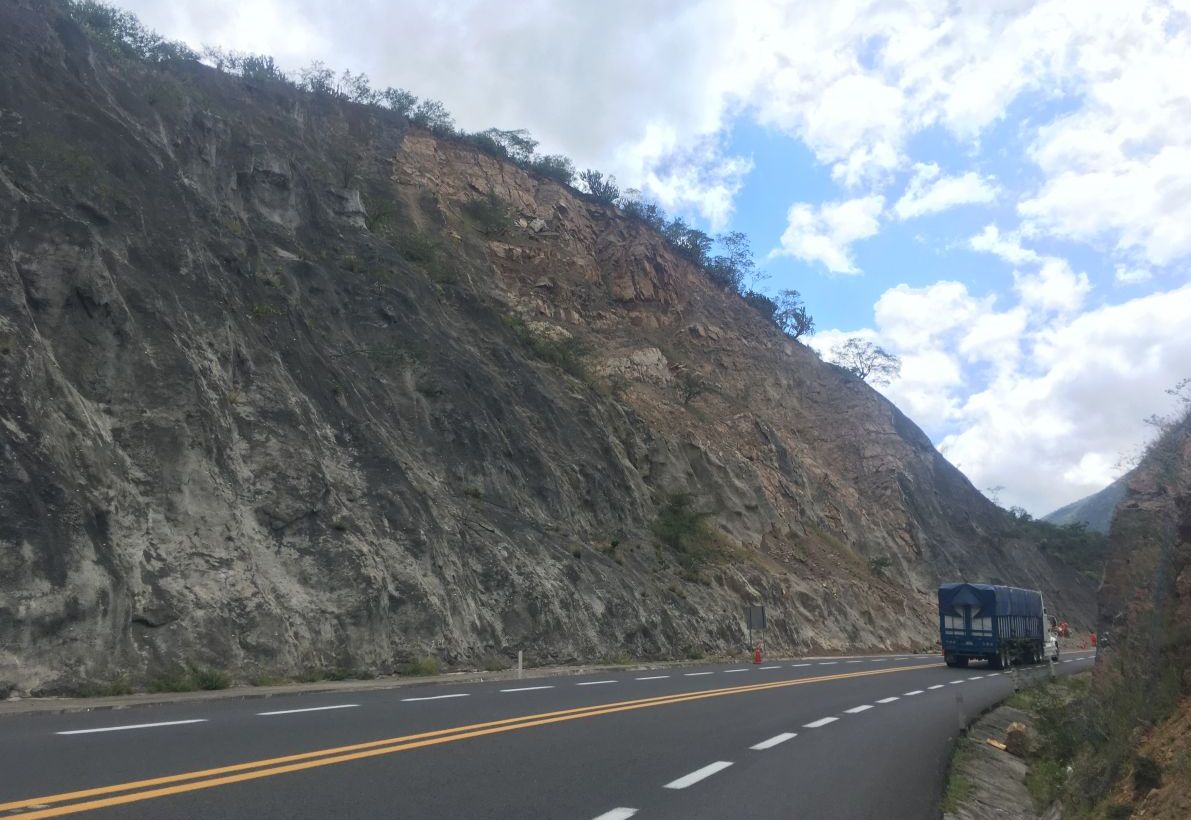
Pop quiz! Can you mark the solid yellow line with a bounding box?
[5,663,938,818]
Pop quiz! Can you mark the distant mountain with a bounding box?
[1043,474,1131,533]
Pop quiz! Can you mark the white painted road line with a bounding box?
[635,675,670,681]
[876,696,899,704]
[751,732,797,750]
[987,672,1001,677]
[592,809,638,820]
[846,660,864,664]
[500,686,555,693]
[577,680,617,686]
[57,719,207,736]
[402,694,470,702]
[845,705,874,714]
[928,684,946,690]
[792,663,812,668]
[258,704,359,716]
[904,690,924,696]
[723,668,749,674]
[685,672,713,677]
[758,665,781,670]
[664,761,734,789]
[949,680,965,685]
[818,662,838,666]
[804,717,839,728]
[870,658,888,662]
[969,676,984,680]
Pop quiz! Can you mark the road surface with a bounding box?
[0,652,1095,819]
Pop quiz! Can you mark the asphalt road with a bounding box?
[0,651,1095,819]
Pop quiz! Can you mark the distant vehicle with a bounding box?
[938,583,1048,669]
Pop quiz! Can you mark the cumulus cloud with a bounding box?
[814,279,1191,514]
[892,163,998,220]
[969,225,1041,266]
[770,196,884,274]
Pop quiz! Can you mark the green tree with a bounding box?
[579,170,620,204]
[774,290,814,339]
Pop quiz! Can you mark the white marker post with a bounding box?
[517,650,523,680]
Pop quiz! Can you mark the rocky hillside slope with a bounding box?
[1042,474,1130,534]
[0,0,1096,695]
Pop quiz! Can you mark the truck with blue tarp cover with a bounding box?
[938,582,1050,669]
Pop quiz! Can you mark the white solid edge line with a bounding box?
[803,717,838,728]
[592,809,638,820]
[635,675,670,681]
[904,690,925,696]
[750,732,797,750]
[57,719,208,735]
[685,671,713,677]
[500,686,555,692]
[577,680,617,686]
[845,705,874,714]
[723,669,749,673]
[876,697,900,704]
[402,693,470,702]
[758,665,781,670]
[928,684,946,690]
[258,704,359,716]
[664,761,734,789]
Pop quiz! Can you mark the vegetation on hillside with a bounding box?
[59,0,814,341]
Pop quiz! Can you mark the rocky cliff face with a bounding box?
[0,0,1096,695]
[1097,416,1191,689]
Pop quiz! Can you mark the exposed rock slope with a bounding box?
[0,0,1095,694]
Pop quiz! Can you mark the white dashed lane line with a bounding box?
[904,690,925,696]
[500,686,554,693]
[844,705,874,714]
[56,719,207,736]
[750,732,797,750]
[664,761,734,789]
[792,663,812,668]
[635,675,670,681]
[818,662,838,666]
[846,660,864,664]
[402,694,470,702]
[576,680,617,686]
[592,809,638,820]
[804,717,838,728]
[969,676,984,680]
[949,680,965,685]
[685,672,714,677]
[258,704,358,716]
[928,684,946,690]
[723,669,749,674]
[758,665,781,670]
[876,696,899,704]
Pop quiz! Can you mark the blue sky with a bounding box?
[123,0,1191,514]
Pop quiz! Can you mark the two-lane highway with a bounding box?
[0,652,1095,819]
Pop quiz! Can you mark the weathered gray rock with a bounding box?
[0,0,1096,695]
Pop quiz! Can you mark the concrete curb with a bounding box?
[0,651,935,718]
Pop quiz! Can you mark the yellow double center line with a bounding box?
[2,663,938,818]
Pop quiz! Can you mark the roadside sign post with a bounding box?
[745,606,766,661]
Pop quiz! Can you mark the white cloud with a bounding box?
[892,163,998,220]
[969,225,1041,266]
[770,195,884,274]
[1012,259,1092,315]
[822,277,1191,514]
[1114,265,1153,285]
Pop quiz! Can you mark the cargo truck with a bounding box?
[938,582,1048,669]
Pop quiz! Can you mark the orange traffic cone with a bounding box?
[754,644,762,664]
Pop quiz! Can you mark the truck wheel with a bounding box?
[955,657,968,668]
[990,653,1003,670]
